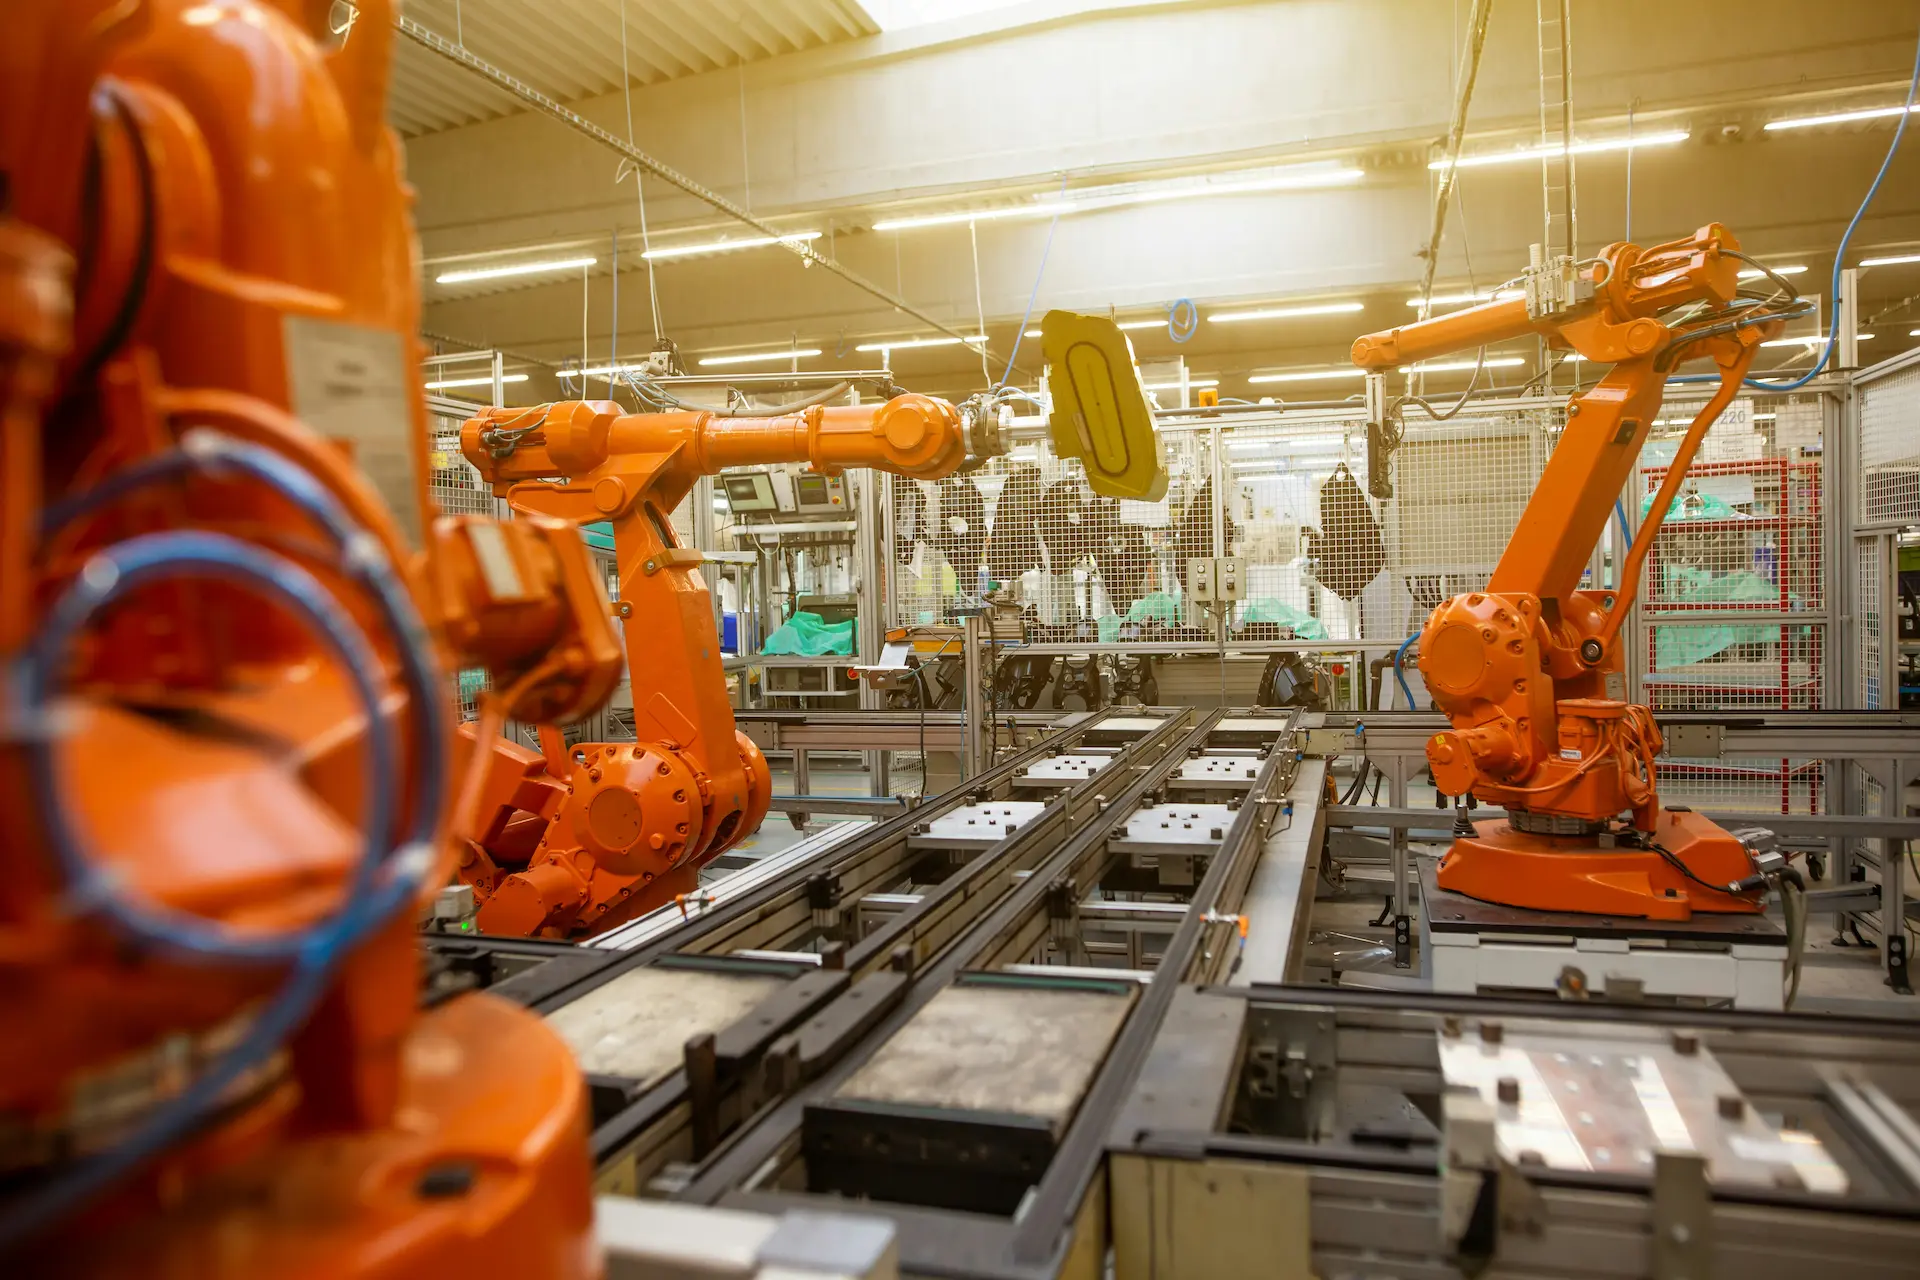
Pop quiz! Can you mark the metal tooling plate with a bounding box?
[1439,1026,1847,1192]
[1419,859,1786,946]
[908,800,1048,849]
[1172,755,1264,788]
[1110,802,1238,853]
[1018,752,1119,785]
[1098,717,1170,733]
[545,966,782,1085]
[1214,717,1290,734]
[832,983,1137,1131]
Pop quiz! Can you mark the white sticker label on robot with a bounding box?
[283,314,421,545]
[466,520,528,602]
[1560,748,1581,760]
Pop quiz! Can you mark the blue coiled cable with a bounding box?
[0,432,450,1248]
[1167,298,1199,344]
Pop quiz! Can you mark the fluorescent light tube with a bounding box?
[1142,378,1219,390]
[1209,301,1365,324]
[1430,130,1688,171]
[697,348,824,367]
[1737,264,1808,279]
[436,256,597,285]
[853,335,989,352]
[1024,328,1042,339]
[643,232,821,261]
[1404,289,1524,307]
[1228,434,1346,452]
[1760,334,1872,347]
[1860,253,1920,268]
[1398,357,1527,373]
[1092,166,1364,208]
[874,203,1072,232]
[424,373,530,389]
[1247,368,1369,384]
[1765,104,1920,132]
[1116,319,1168,331]
[872,164,1362,233]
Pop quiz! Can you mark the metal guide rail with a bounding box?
[429,707,1316,1276]
[1108,985,1920,1280]
[419,703,1920,1277]
[645,711,1310,1278]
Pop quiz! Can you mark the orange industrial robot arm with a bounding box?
[1,0,617,1269]
[449,392,984,937]
[1351,225,1800,919]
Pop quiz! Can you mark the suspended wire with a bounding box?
[999,177,1071,388]
[1741,19,1920,391]
[617,0,663,341]
[969,219,993,389]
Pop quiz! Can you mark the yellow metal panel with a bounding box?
[1041,310,1169,502]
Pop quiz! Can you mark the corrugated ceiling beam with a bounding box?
[396,14,1006,373]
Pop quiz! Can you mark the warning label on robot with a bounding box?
[283,314,421,545]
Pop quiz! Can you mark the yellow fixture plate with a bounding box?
[1040,311,1168,501]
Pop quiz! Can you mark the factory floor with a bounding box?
[735,758,1919,1021]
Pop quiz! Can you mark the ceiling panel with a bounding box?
[389,0,880,137]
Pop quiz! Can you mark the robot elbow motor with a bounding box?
[1428,721,1521,797]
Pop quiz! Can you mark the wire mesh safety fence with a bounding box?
[884,403,1566,653]
[1857,535,1886,711]
[1857,358,1920,529]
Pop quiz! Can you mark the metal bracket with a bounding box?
[1889,932,1912,996]
[1651,1151,1712,1280]
[1393,913,1412,969]
[1662,723,1725,759]
[1297,727,1358,757]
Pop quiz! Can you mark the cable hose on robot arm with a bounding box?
[0,432,451,1250]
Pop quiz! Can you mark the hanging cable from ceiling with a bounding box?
[616,0,663,342]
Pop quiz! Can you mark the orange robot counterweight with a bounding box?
[1352,227,1793,920]
[453,392,979,938]
[2,1,616,1272]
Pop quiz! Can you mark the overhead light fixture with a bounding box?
[1023,328,1042,339]
[852,334,989,352]
[1430,130,1688,171]
[1209,301,1365,324]
[424,373,531,390]
[1117,319,1168,331]
[1404,289,1524,307]
[1761,334,1873,347]
[1753,413,1778,421]
[1860,253,1920,268]
[575,364,644,378]
[1246,368,1368,385]
[1737,264,1808,279]
[1228,434,1347,452]
[1079,165,1364,211]
[1765,104,1920,132]
[1912,329,1920,338]
[642,232,821,261]
[874,203,1072,232]
[872,163,1362,233]
[1399,357,1527,373]
[435,256,597,285]
[697,347,824,367]
[1142,378,1220,391]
